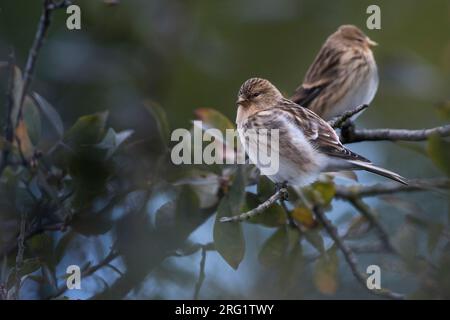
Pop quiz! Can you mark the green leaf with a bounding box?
[194,108,235,134]
[174,170,220,209]
[304,229,325,254]
[228,166,247,213]
[213,196,245,270]
[258,227,288,268]
[313,246,339,295]
[258,226,300,268]
[23,96,41,146]
[310,181,335,206]
[291,206,316,228]
[64,111,109,148]
[144,100,170,147]
[257,176,275,201]
[244,192,285,227]
[96,128,134,159]
[175,186,201,227]
[32,92,64,138]
[10,66,24,129]
[427,134,450,176]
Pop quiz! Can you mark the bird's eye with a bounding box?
[252,92,261,98]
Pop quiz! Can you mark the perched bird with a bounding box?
[291,25,378,121]
[236,78,407,186]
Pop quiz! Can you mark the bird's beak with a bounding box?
[236,97,248,107]
[366,37,378,47]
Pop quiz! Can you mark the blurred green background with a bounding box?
[0,0,449,299]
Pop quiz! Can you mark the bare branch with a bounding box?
[335,178,450,198]
[13,212,27,300]
[220,187,287,223]
[47,249,119,299]
[17,0,73,122]
[312,205,405,300]
[340,124,450,144]
[328,104,368,129]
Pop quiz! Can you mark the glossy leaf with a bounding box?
[258,227,288,268]
[64,111,109,148]
[97,128,134,159]
[194,108,235,133]
[213,196,245,270]
[291,206,316,228]
[313,246,339,295]
[257,175,275,201]
[245,192,285,227]
[23,96,41,146]
[144,100,170,147]
[32,92,64,138]
[10,66,23,129]
[259,226,300,268]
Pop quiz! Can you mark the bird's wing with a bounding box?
[290,83,325,108]
[290,43,342,106]
[277,99,370,162]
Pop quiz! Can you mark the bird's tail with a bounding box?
[348,160,408,185]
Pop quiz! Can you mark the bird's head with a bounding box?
[333,25,378,49]
[236,78,283,110]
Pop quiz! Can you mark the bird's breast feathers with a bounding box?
[238,108,326,186]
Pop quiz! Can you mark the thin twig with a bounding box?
[340,124,450,144]
[17,0,72,122]
[304,242,389,263]
[312,205,405,300]
[13,212,27,300]
[335,178,450,199]
[328,104,368,129]
[220,188,287,223]
[47,249,119,299]
[193,246,207,300]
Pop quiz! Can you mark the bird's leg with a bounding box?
[275,181,289,200]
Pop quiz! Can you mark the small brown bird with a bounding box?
[291,25,378,121]
[236,78,407,186]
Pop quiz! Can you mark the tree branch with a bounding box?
[328,104,368,129]
[335,178,450,199]
[312,205,405,300]
[13,212,27,300]
[193,246,207,300]
[47,249,119,299]
[219,187,287,223]
[340,124,450,144]
[17,0,72,122]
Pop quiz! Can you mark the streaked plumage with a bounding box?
[291,25,378,121]
[236,78,407,186]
